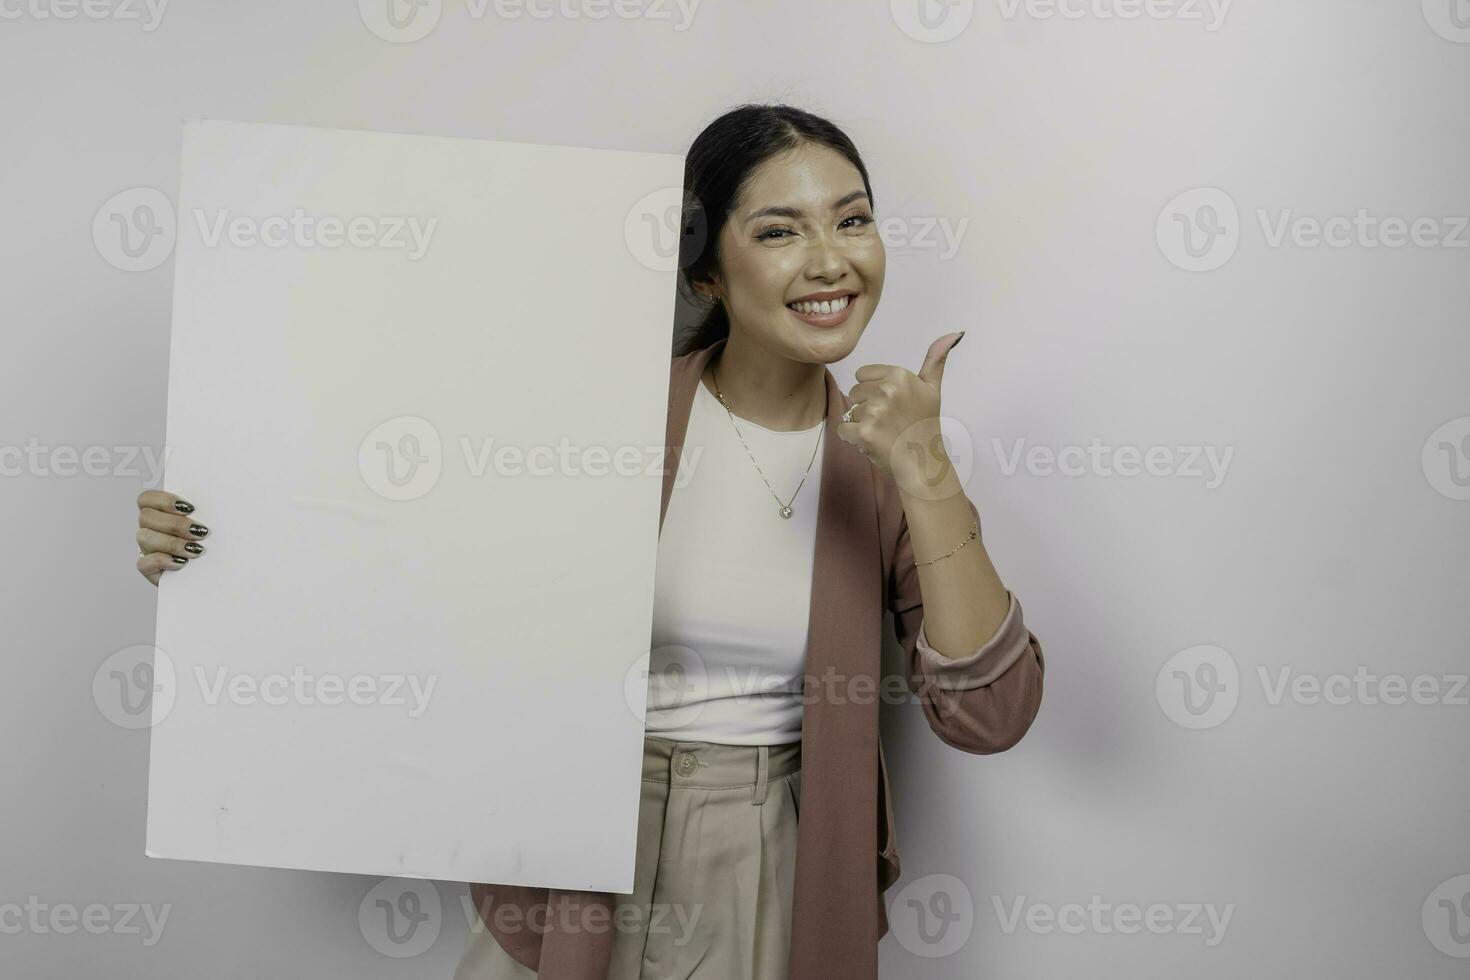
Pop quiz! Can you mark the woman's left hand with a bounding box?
[838,331,965,483]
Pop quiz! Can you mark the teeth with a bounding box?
[788,295,851,315]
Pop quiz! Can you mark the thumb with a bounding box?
[916,331,965,389]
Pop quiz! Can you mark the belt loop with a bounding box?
[751,745,769,805]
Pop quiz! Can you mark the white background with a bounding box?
[2,0,1467,976]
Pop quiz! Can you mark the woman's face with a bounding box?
[704,142,886,365]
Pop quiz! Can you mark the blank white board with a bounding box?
[147,118,681,891]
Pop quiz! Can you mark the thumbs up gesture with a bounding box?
[837,331,965,482]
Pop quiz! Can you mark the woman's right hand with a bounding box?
[136,490,209,587]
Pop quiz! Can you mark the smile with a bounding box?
[786,293,856,327]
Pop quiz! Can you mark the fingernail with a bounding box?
[172,556,189,564]
[188,523,209,538]
[174,500,195,514]
[951,330,966,349]
[184,542,204,555]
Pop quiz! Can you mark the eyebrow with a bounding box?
[745,190,870,221]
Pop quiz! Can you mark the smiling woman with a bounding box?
[452,103,1045,980]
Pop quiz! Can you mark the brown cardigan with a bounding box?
[469,336,1045,979]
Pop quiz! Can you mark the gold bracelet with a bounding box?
[915,519,978,566]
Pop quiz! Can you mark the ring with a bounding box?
[842,404,857,423]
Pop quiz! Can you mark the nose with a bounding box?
[803,234,849,283]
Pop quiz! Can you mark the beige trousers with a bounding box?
[454,734,803,980]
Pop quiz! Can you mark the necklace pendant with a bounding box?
[779,505,794,519]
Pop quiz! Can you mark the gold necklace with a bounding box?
[709,365,824,520]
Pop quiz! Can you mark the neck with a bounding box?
[703,331,828,432]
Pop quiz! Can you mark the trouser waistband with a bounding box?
[642,735,801,805]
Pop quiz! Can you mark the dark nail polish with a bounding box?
[172,556,189,564]
[189,524,209,538]
[184,542,204,555]
[952,331,966,349]
[174,500,195,514]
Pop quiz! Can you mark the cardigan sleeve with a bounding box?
[889,496,1045,754]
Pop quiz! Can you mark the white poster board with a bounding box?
[147,118,681,892]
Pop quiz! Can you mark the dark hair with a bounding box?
[672,104,876,357]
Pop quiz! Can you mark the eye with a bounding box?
[840,212,875,231]
[756,226,795,242]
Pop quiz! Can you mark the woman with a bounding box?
[135,104,1045,979]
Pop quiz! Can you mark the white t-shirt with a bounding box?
[645,378,826,745]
